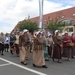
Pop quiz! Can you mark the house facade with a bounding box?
[11,7,75,35]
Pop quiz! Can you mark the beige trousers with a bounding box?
[33,50,45,66]
[20,46,26,62]
[26,46,30,59]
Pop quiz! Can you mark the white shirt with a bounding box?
[4,36,10,44]
[47,37,53,47]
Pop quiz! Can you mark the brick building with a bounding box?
[11,7,75,34]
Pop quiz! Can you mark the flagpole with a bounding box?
[38,0,44,29]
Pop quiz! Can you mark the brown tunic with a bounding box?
[19,35,30,47]
[53,35,62,46]
[19,35,30,62]
[33,37,45,66]
[52,35,62,59]
[33,37,44,50]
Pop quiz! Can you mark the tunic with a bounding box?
[42,36,49,60]
[19,35,30,62]
[33,37,45,66]
[62,36,72,58]
[46,37,53,57]
[53,35,62,59]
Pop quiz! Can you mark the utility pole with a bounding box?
[38,0,44,29]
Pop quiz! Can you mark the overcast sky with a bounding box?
[0,0,75,33]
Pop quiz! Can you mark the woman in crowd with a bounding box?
[33,31,47,68]
[62,31,72,61]
[41,31,49,61]
[70,32,75,58]
[4,33,10,52]
[46,33,53,57]
[19,29,31,65]
[14,31,20,56]
[52,30,63,63]
[25,31,31,60]
[0,32,5,55]
[10,33,16,55]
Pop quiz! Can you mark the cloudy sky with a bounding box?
[0,0,75,33]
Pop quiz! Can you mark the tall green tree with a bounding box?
[47,12,65,34]
[18,19,39,33]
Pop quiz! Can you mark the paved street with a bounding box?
[0,51,75,75]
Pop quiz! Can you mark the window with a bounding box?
[62,16,64,18]
[65,27,73,32]
[44,20,46,21]
[73,14,75,16]
[70,20,74,25]
[60,21,65,25]
[50,18,52,20]
[67,20,74,25]
[57,17,59,19]
[61,19,74,25]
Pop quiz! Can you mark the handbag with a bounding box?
[67,42,74,47]
[10,45,16,51]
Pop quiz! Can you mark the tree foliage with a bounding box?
[47,12,65,34]
[18,19,39,32]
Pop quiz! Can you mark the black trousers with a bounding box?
[10,42,14,54]
[4,44,9,52]
[0,43,4,54]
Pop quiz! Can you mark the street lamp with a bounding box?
[38,0,44,29]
